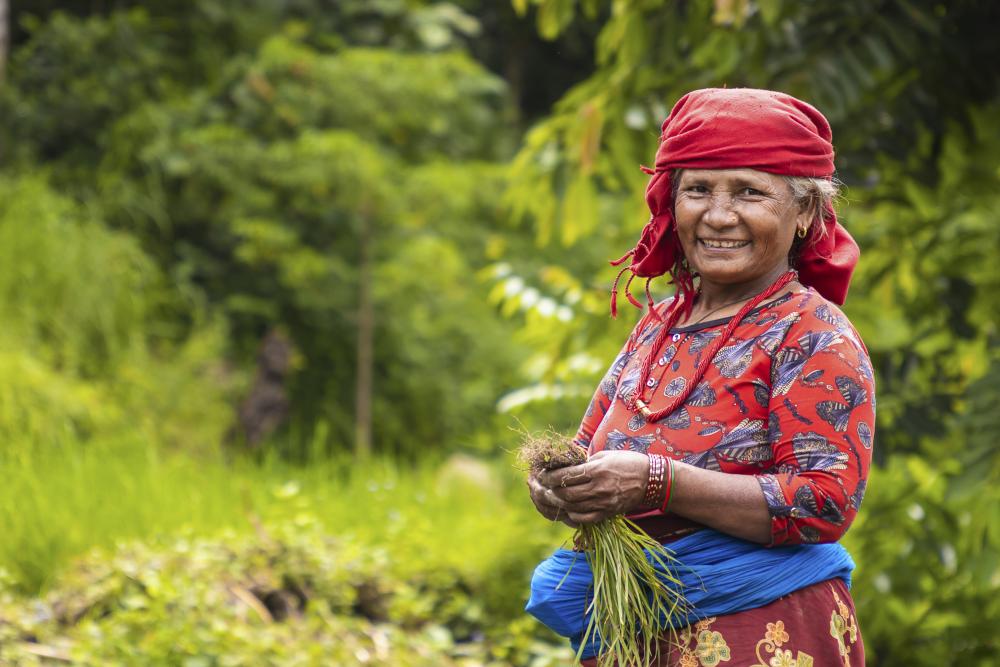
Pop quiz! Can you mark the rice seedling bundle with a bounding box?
[519,432,690,666]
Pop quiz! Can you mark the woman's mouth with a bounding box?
[699,239,751,249]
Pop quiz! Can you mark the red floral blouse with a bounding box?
[574,287,875,546]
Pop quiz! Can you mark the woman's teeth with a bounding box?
[701,239,750,249]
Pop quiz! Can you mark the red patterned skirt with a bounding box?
[580,578,864,667]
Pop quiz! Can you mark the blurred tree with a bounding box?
[0,0,598,171]
[93,33,524,457]
[502,0,1000,296]
[839,106,1000,664]
[0,1,603,457]
[0,175,233,451]
[0,4,541,458]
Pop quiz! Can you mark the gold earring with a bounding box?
[796,226,808,239]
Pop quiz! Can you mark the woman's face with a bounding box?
[673,168,809,292]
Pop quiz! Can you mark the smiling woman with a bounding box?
[673,168,807,302]
[671,169,840,290]
[525,89,873,666]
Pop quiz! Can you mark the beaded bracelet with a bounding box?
[643,454,666,508]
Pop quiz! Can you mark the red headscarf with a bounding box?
[611,88,859,316]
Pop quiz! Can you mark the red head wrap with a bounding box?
[611,88,859,315]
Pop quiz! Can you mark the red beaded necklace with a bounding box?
[627,269,798,422]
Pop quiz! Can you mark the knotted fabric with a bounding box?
[527,529,856,659]
[613,88,859,312]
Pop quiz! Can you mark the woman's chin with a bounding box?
[693,257,791,289]
[692,260,756,285]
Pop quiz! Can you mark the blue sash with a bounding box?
[525,529,854,659]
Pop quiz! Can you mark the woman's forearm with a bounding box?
[668,462,772,544]
[538,451,773,544]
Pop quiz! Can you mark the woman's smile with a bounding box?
[698,238,751,250]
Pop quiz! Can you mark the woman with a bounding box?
[527,88,873,666]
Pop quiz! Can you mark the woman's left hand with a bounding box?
[536,450,650,524]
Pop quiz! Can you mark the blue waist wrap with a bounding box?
[525,529,854,659]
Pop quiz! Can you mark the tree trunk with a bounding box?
[0,0,8,84]
[354,213,374,459]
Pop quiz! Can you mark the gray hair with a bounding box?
[785,175,841,240]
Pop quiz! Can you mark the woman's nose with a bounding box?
[703,193,738,226]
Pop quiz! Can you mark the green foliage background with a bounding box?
[0,0,998,664]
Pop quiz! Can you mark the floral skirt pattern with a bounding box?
[581,579,863,667]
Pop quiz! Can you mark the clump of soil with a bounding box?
[515,431,587,475]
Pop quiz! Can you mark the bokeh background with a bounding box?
[1,1,998,664]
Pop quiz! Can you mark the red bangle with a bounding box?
[660,458,675,514]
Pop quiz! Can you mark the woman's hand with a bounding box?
[527,473,580,528]
[535,450,650,525]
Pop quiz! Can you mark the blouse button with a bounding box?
[671,333,681,342]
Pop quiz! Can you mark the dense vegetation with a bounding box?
[1,0,998,664]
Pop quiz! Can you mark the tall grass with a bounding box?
[0,435,562,594]
[0,176,153,375]
[0,174,564,599]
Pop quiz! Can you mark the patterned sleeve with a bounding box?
[756,316,875,546]
[572,308,661,451]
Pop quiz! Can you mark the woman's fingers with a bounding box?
[542,487,568,508]
[532,490,582,527]
[549,486,623,514]
[528,476,562,514]
[538,462,593,489]
[550,482,601,504]
[531,476,579,512]
[526,472,586,528]
[533,451,648,519]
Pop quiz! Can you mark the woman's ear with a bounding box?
[795,197,818,234]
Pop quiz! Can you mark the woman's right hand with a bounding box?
[527,473,579,528]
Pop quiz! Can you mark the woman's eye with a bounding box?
[686,185,709,194]
[740,187,765,196]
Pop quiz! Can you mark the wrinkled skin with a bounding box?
[527,450,650,526]
[673,168,809,309]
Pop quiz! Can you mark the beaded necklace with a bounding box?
[627,269,797,421]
